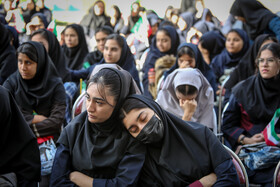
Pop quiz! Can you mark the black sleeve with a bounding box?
[49,144,77,187]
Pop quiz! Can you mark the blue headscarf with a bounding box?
[199,30,225,61]
[210,28,250,80]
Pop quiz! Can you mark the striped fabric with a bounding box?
[262,108,280,146]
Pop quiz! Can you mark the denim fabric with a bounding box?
[64,82,78,124]
[239,142,280,170]
[40,139,57,176]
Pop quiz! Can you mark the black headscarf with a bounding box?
[230,0,276,40]
[31,12,49,28]
[44,29,70,82]
[210,28,250,79]
[199,30,225,62]
[142,25,180,97]
[21,0,37,24]
[232,72,280,124]
[0,86,41,181]
[5,25,20,49]
[3,41,64,114]
[126,94,231,186]
[80,0,111,36]
[225,34,275,89]
[96,35,140,88]
[57,67,144,178]
[0,23,17,85]
[62,24,89,70]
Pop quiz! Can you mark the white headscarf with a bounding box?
[156,68,215,129]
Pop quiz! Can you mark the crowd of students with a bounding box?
[0,0,280,186]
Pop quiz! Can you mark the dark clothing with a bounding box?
[120,15,140,35]
[21,7,37,24]
[62,24,89,70]
[5,25,20,49]
[50,127,145,186]
[80,5,111,37]
[83,50,103,66]
[127,94,240,186]
[39,6,52,24]
[142,25,180,98]
[0,86,41,184]
[230,0,276,40]
[199,30,225,63]
[70,37,141,89]
[210,28,249,81]
[0,23,17,85]
[50,67,146,186]
[44,29,71,82]
[3,41,66,140]
[222,72,280,185]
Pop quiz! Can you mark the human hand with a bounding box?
[199,173,217,187]
[180,99,197,113]
[216,85,225,96]
[180,99,197,121]
[70,171,93,187]
[32,114,47,124]
[244,133,265,144]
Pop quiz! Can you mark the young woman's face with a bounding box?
[156,30,171,53]
[18,53,37,80]
[64,27,79,48]
[122,107,155,138]
[226,31,244,54]
[103,39,122,63]
[95,31,108,53]
[85,83,116,123]
[31,34,49,52]
[258,49,280,79]
[178,54,196,68]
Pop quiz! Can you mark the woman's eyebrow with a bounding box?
[137,111,144,121]
[92,97,105,102]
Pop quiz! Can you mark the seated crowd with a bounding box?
[0,0,280,186]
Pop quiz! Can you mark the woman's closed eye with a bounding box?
[128,125,139,134]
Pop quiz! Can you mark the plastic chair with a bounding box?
[71,92,86,119]
[273,161,280,187]
[223,145,249,187]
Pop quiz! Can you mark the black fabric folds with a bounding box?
[232,72,280,124]
[44,29,70,82]
[230,0,276,40]
[0,23,17,85]
[0,86,41,182]
[62,24,89,70]
[57,67,143,178]
[127,94,231,186]
[3,41,64,114]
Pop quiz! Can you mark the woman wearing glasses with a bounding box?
[222,42,280,185]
